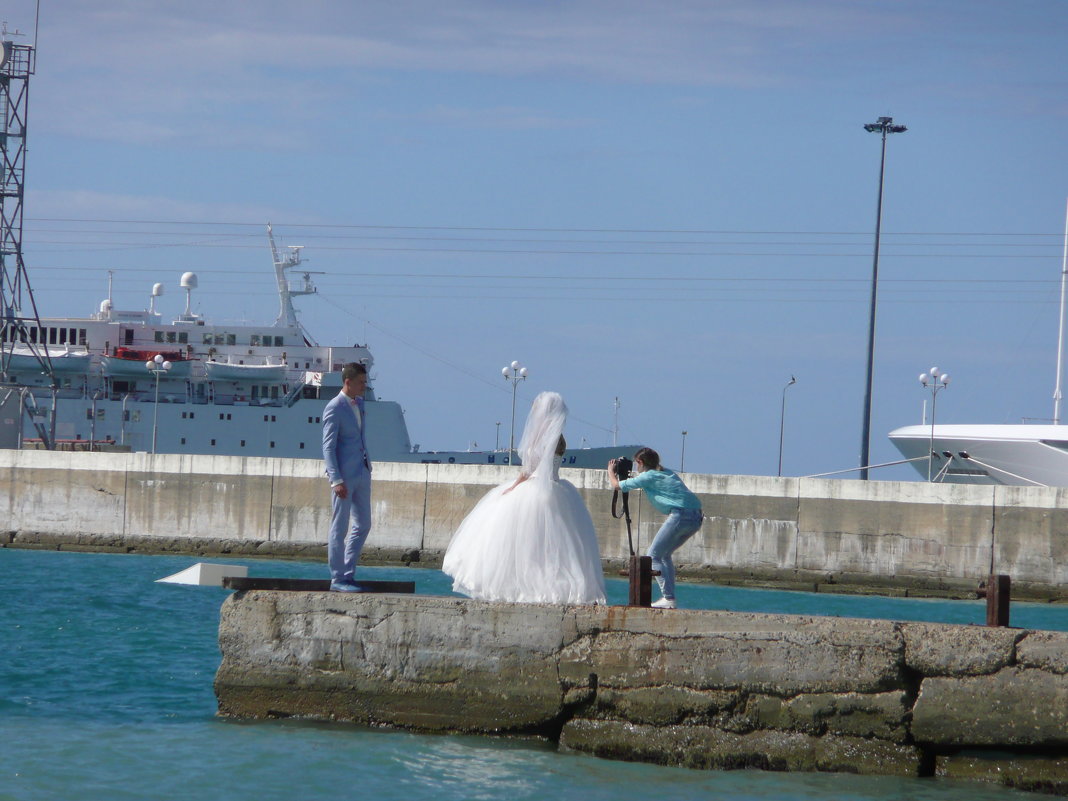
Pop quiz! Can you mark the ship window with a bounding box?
[227,414,231,420]
[78,329,87,345]
[189,412,195,419]
[307,417,313,424]
[86,409,93,420]
[240,440,246,447]
[250,335,261,346]
[210,439,216,446]
[214,334,225,345]
[299,443,304,449]
[166,331,177,343]
[316,416,321,423]
[226,334,236,345]
[271,415,277,422]
[274,336,284,346]
[178,332,188,344]
[49,327,57,344]
[180,438,186,445]
[203,334,213,345]
[155,331,164,343]
[270,441,275,448]
[219,413,224,420]
[132,411,141,422]
[58,328,66,344]
[27,327,35,343]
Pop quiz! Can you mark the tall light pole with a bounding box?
[501,360,527,465]
[680,430,688,472]
[146,354,172,454]
[859,115,907,480]
[919,367,950,482]
[778,376,796,477]
[495,421,501,452]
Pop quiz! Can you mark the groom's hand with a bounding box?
[333,483,348,500]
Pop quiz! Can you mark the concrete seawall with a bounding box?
[2,449,1068,598]
[214,592,1068,795]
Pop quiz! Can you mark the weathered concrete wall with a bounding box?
[214,592,1068,795]
[3,449,1068,597]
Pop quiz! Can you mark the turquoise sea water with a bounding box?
[3,549,1063,801]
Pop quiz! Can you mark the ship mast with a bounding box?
[1054,197,1068,425]
[267,223,320,334]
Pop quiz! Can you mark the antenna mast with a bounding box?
[0,20,56,447]
[267,222,318,330]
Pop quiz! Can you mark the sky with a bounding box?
[4,0,1068,479]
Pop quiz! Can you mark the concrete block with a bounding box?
[992,485,1068,586]
[559,719,924,776]
[902,621,1020,676]
[912,668,1068,746]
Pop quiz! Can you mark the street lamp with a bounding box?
[778,376,796,477]
[919,366,950,481]
[501,360,528,465]
[680,430,688,472]
[146,353,172,454]
[859,115,907,480]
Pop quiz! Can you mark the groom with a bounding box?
[322,362,373,592]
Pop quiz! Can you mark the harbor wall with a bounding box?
[2,449,1068,598]
[214,591,1068,795]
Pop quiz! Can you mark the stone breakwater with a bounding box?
[215,592,1068,795]
[3,449,1068,599]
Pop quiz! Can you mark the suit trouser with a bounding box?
[328,470,372,581]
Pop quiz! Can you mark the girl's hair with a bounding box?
[634,447,662,470]
[556,435,567,455]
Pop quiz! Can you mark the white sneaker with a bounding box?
[651,597,676,609]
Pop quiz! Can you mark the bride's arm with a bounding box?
[502,473,529,494]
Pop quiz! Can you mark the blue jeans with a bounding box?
[646,507,703,600]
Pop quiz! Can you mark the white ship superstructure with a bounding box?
[0,228,631,468]
[888,200,1068,487]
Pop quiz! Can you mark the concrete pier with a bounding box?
[214,591,1068,795]
[2,449,1068,598]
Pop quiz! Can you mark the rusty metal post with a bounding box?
[628,555,652,607]
[985,574,1011,627]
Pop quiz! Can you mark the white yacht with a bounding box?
[887,424,1068,486]
[0,226,634,468]
[889,201,1068,487]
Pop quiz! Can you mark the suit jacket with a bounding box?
[322,392,370,486]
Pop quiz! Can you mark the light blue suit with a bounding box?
[322,391,372,582]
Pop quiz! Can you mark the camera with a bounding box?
[612,456,633,481]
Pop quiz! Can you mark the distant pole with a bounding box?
[680,430,688,472]
[501,361,527,465]
[860,116,907,480]
[919,367,950,481]
[495,421,501,452]
[778,376,796,477]
[147,354,172,454]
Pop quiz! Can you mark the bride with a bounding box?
[442,391,607,604]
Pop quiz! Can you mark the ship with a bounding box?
[888,201,1068,487]
[0,226,634,469]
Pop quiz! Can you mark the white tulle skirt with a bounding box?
[442,477,607,604]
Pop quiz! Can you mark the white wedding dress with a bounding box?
[442,393,607,605]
